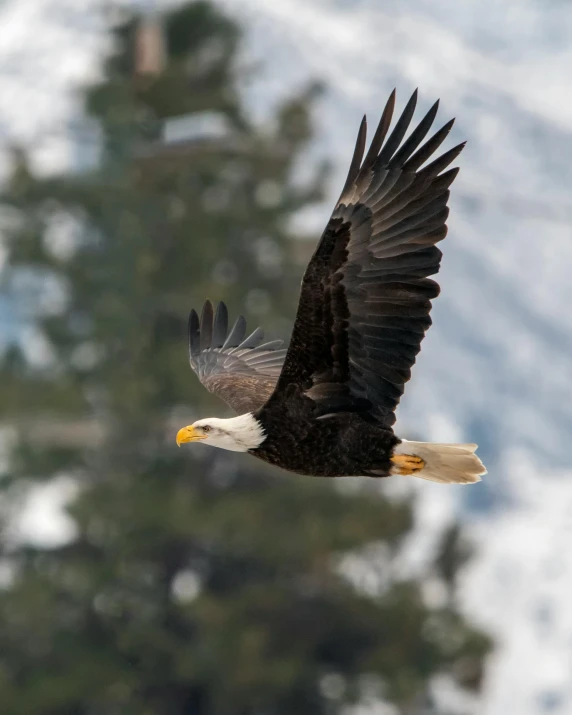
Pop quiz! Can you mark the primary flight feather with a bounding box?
[177,90,486,484]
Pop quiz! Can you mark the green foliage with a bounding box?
[0,2,491,713]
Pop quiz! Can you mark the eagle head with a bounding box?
[176,413,265,452]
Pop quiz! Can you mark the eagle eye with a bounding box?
[202,425,211,433]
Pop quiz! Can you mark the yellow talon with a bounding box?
[390,453,425,476]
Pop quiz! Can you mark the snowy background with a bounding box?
[1,0,572,713]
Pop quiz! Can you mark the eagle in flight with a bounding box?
[176,90,486,484]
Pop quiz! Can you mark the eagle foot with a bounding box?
[390,454,425,476]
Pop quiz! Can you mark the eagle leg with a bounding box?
[390,453,425,476]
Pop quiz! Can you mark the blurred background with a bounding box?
[0,0,569,713]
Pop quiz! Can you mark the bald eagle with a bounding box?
[176,90,486,484]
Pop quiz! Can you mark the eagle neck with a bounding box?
[224,412,266,451]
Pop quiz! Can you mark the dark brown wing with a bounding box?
[270,90,464,428]
[189,300,286,413]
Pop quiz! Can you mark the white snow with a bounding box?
[462,452,572,714]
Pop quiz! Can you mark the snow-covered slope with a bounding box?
[462,452,572,715]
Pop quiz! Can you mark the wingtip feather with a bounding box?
[188,308,200,361]
[213,301,229,348]
[200,300,214,352]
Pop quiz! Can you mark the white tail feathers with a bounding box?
[391,440,486,484]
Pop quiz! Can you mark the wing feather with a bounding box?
[188,300,286,414]
[271,90,464,427]
[212,301,228,347]
[221,314,247,350]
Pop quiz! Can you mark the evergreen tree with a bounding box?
[0,3,490,713]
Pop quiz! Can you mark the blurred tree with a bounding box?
[0,2,490,714]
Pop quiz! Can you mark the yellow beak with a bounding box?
[176,426,207,447]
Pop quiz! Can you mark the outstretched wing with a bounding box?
[271,90,464,429]
[189,300,287,414]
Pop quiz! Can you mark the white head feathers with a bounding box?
[187,413,266,452]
